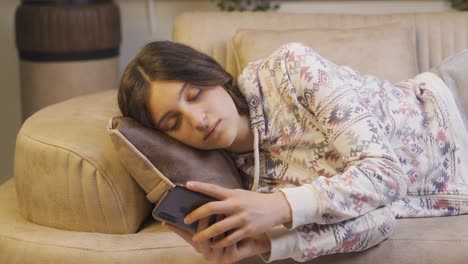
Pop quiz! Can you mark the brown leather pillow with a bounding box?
[107,116,246,204]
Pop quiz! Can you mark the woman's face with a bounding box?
[146,80,243,150]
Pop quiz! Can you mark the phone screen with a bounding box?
[152,185,217,234]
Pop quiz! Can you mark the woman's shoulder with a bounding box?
[238,42,314,78]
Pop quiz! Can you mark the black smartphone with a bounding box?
[152,184,218,234]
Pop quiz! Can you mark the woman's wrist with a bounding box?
[254,232,271,255]
[272,191,292,226]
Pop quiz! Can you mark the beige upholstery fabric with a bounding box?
[3,178,468,264]
[230,22,418,82]
[430,49,468,121]
[0,179,207,264]
[173,11,468,79]
[14,90,151,234]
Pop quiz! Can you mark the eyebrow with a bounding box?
[157,82,188,128]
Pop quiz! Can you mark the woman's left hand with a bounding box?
[183,181,292,249]
[163,221,271,264]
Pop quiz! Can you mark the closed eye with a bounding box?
[167,114,181,131]
[164,86,202,132]
[187,87,202,102]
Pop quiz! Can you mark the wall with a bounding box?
[119,0,218,76]
[0,0,22,185]
[0,0,453,184]
[119,0,452,74]
[280,0,451,14]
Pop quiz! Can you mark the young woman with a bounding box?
[118,41,468,264]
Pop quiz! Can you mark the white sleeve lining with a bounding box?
[280,184,322,229]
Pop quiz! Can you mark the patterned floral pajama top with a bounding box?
[231,42,468,262]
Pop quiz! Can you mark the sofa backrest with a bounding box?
[173,11,468,79]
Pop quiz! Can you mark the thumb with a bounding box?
[186,181,230,200]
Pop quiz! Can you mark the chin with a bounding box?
[220,133,237,150]
[198,128,236,150]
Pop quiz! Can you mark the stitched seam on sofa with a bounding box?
[95,169,111,233]
[18,128,129,233]
[0,235,193,251]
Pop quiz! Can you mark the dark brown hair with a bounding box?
[118,40,249,128]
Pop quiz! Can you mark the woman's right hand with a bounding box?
[182,181,292,249]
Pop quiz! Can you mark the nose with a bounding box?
[183,106,208,130]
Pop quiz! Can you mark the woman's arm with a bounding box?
[174,180,396,263]
[265,42,407,227]
[261,204,396,262]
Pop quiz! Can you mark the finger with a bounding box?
[210,224,249,249]
[222,237,258,264]
[223,243,238,264]
[193,215,240,243]
[186,181,231,200]
[234,237,257,261]
[164,223,197,247]
[197,218,212,256]
[185,201,234,225]
[210,215,225,263]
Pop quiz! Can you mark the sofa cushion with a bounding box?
[230,22,418,83]
[2,178,468,264]
[429,49,468,120]
[107,116,246,204]
[174,11,468,79]
[14,89,150,234]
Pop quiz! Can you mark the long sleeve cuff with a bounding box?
[261,206,396,263]
[259,226,302,263]
[280,184,322,229]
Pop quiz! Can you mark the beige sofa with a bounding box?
[1,11,468,264]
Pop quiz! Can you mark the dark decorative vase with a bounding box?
[15,0,121,120]
[451,0,468,11]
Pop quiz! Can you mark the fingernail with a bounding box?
[184,217,190,224]
[186,181,194,188]
[192,236,198,242]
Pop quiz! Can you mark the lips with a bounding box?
[204,120,220,140]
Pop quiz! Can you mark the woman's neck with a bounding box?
[226,114,254,154]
